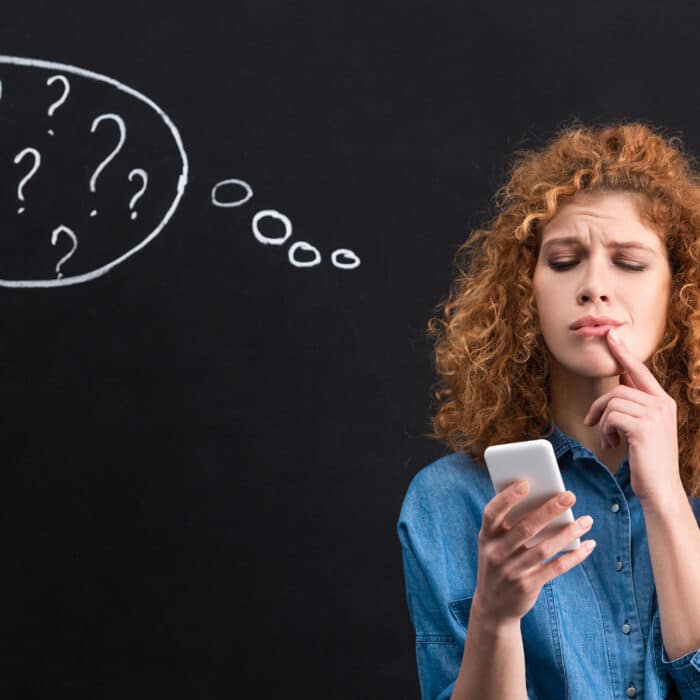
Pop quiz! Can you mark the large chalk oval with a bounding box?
[0,55,188,287]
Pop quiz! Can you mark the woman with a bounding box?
[397,120,700,700]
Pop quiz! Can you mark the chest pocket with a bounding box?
[448,595,473,631]
[448,583,566,700]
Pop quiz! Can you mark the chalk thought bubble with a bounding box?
[0,55,188,287]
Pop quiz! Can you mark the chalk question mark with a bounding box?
[13,147,41,214]
[51,225,78,279]
[46,74,70,135]
[89,113,126,217]
[127,168,148,220]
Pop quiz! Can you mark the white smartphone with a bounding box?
[483,438,580,556]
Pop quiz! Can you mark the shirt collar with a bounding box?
[542,419,631,485]
[542,420,578,461]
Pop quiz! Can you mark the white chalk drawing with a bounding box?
[249,206,323,267]
[330,249,360,269]
[211,178,253,207]
[252,209,292,245]
[128,169,148,220]
[0,55,188,287]
[250,210,361,269]
[46,74,70,134]
[51,225,78,279]
[288,241,321,267]
[13,147,41,214]
[89,113,127,216]
[213,178,361,269]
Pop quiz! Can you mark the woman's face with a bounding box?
[533,190,672,378]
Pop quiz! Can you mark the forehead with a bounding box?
[540,191,664,251]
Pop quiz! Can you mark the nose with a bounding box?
[576,252,614,305]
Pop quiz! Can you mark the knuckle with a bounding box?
[553,555,570,575]
[481,509,496,531]
[479,518,493,540]
[512,576,531,596]
[501,564,518,586]
[484,547,502,568]
[516,521,536,540]
[532,542,550,561]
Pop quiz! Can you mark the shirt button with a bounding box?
[622,623,631,634]
[611,502,620,512]
[615,560,623,571]
[626,685,637,697]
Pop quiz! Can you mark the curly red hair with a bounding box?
[425,118,700,498]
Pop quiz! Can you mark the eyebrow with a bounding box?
[541,237,657,254]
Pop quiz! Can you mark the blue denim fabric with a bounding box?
[397,423,700,699]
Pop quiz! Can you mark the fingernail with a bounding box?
[608,328,618,342]
[558,491,574,506]
[515,480,529,494]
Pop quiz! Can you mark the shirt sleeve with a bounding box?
[653,497,700,698]
[655,615,700,698]
[398,518,541,700]
[397,477,464,700]
[397,463,544,700]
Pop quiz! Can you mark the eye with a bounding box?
[549,259,647,272]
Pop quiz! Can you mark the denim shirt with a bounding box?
[397,423,700,699]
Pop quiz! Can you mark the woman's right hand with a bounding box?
[471,480,596,627]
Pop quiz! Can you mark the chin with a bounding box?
[557,356,621,378]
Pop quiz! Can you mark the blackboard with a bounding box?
[1,1,695,698]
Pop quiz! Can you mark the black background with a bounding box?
[0,1,698,697]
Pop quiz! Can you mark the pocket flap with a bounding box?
[448,595,474,631]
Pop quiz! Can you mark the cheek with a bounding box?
[635,284,669,327]
[532,279,565,325]
[531,268,553,313]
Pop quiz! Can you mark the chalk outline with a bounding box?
[89,113,127,193]
[288,240,321,267]
[331,248,360,269]
[46,74,70,116]
[0,55,189,288]
[128,168,148,219]
[211,178,253,207]
[51,225,78,279]
[13,147,41,213]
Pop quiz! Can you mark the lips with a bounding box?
[571,325,619,337]
[569,316,623,330]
